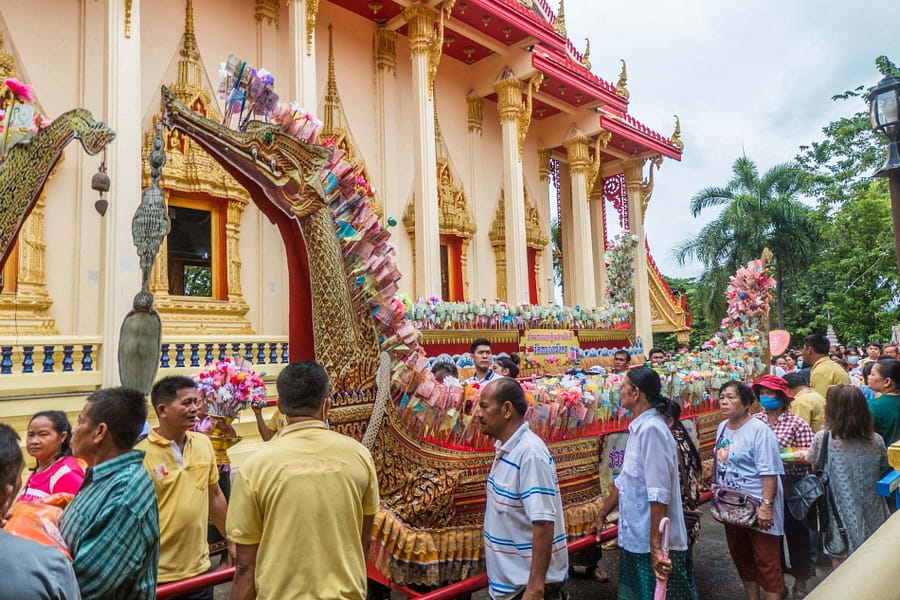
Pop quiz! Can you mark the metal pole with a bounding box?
[891,172,900,278]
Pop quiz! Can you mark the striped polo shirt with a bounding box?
[60,450,160,600]
[483,422,568,599]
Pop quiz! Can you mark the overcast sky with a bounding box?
[565,0,899,278]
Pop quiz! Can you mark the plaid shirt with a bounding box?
[60,450,160,600]
[754,410,814,477]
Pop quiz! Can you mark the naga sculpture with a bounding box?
[161,84,601,586]
[0,109,115,269]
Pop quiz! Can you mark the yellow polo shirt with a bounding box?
[136,430,218,582]
[791,388,826,433]
[810,356,850,399]
[227,420,379,600]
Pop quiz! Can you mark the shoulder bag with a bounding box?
[787,432,830,532]
[710,427,760,528]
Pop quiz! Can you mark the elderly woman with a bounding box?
[715,381,785,600]
[808,385,890,567]
[753,375,814,599]
[595,367,695,599]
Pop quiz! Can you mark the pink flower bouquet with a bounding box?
[193,356,267,419]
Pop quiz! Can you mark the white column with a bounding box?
[494,71,529,305]
[101,0,143,385]
[466,94,484,298]
[289,0,318,108]
[404,5,441,299]
[625,159,653,349]
[590,184,607,302]
[374,27,397,227]
[537,149,554,305]
[563,135,597,308]
[558,161,574,307]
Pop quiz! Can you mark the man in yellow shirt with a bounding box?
[783,371,825,432]
[137,376,231,600]
[802,334,850,398]
[227,361,379,600]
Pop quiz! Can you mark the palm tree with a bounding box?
[551,218,563,288]
[674,156,819,328]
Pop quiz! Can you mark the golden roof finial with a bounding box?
[581,38,591,71]
[671,115,684,150]
[322,24,343,142]
[615,59,629,100]
[553,0,567,37]
[181,0,200,62]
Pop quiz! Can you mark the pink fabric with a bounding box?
[17,456,84,503]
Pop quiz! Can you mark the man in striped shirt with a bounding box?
[478,378,568,600]
[60,387,160,600]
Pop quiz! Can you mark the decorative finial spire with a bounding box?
[553,0,567,37]
[615,59,629,100]
[181,0,200,62]
[670,115,684,150]
[322,24,342,140]
[581,38,591,71]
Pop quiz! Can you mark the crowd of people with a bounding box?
[0,331,897,600]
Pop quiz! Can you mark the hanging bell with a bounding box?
[91,162,110,216]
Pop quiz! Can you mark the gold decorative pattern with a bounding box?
[466,95,483,134]
[648,263,690,336]
[538,148,552,182]
[254,0,280,27]
[565,132,605,193]
[489,188,548,301]
[374,26,397,73]
[144,0,252,334]
[0,32,15,79]
[671,115,684,150]
[321,25,381,216]
[427,1,455,94]
[403,2,453,96]
[615,59,630,100]
[305,0,320,56]
[553,0,567,36]
[125,0,133,38]
[493,68,542,157]
[639,154,663,218]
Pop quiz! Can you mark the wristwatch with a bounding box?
[760,498,773,506]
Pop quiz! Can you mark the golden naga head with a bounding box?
[159,86,333,219]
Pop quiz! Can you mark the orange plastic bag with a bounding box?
[3,500,71,559]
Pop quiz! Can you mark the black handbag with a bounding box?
[787,432,830,532]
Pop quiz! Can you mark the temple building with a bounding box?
[0,0,689,422]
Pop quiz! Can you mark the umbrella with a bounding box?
[654,516,671,600]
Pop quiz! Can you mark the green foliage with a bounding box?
[674,156,819,328]
[183,265,212,297]
[550,218,563,288]
[664,276,719,348]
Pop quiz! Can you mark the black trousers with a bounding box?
[782,475,811,581]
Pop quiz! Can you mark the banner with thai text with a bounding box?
[520,329,579,366]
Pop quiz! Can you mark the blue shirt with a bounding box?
[483,422,568,599]
[615,407,688,553]
[60,450,160,600]
[715,418,784,536]
[0,530,81,600]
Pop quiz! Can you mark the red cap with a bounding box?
[752,374,793,398]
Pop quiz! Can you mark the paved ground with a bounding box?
[213,509,832,599]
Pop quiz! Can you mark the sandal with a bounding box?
[593,565,610,583]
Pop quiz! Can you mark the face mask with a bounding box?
[759,395,781,411]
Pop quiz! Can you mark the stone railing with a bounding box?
[0,335,289,400]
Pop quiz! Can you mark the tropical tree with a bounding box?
[674,156,819,329]
[550,218,563,288]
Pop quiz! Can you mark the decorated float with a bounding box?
[0,57,772,588]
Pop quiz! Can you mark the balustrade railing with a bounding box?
[157,336,289,371]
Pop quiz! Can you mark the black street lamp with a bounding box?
[867,60,900,276]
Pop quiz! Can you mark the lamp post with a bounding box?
[867,63,900,276]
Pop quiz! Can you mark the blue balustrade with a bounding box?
[190,344,200,367]
[22,346,34,373]
[269,342,277,365]
[175,344,185,368]
[281,342,289,363]
[81,345,94,371]
[256,343,266,365]
[160,344,170,369]
[62,346,74,372]
[42,346,55,373]
[204,343,214,366]
[218,343,227,361]
[1,347,12,374]
[243,343,253,362]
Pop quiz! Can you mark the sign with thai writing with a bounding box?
[520,329,579,366]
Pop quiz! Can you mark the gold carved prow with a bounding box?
[306,0,320,55]
[616,59,630,100]
[581,38,591,71]
[585,130,610,190]
[640,154,663,218]
[671,115,684,150]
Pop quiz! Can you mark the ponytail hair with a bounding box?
[656,399,702,467]
[626,366,668,408]
[495,354,520,378]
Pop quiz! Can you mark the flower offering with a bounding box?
[193,356,267,419]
